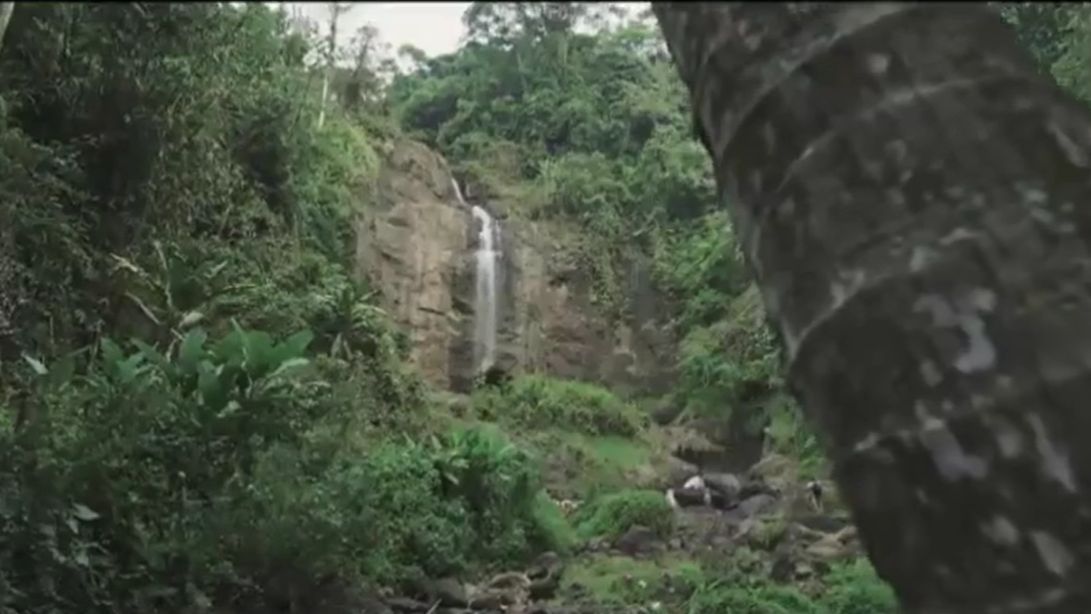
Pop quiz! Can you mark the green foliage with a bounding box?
[0,326,328,611]
[994,3,1088,73]
[0,323,555,610]
[389,13,715,321]
[764,395,825,480]
[574,489,673,541]
[817,559,899,614]
[688,582,821,614]
[675,286,780,419]
[687,558,896,614]
[472,375,646,437]
[0,3,382,363]
[563,554,703,606]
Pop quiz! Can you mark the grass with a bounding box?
[562,554,704,606]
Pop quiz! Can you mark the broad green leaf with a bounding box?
[22,354,48,376]
[72,503,100,522]
[178,329,208,372]
[278,329,314,360]
[267,357,311,380]
[178,310,205,329]
[100,338,123,368]
[133,339,170,372]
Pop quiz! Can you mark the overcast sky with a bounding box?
[291,3,472,58]
[288,2,648,60]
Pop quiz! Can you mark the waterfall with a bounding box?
[452,178,500,373]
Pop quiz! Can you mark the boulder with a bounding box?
[385,597,430,613]
[662,457,700,489]
[651,398,684,425]
[671,487,708,508]
[359,597,395,614]
[615,525,662,556]
[416,577,469,608]
[471,572,529,610]
[527,551,563,580]
[704,472,741,499]
[796,514,850,534]
[737,493,777,518]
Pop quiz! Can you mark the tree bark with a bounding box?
[0,3,12,52]
[654,3,1091,611]
[317,2,348,131]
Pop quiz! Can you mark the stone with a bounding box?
[805,535,853,562]
[358,596,395,614]
[385,597,430,612]
[355,139,679,395]
[651,397,684,425]
[420,577,468,607]
[528,574,560,600]
[615,525,662,556]
[672,487,708,508]
[527,551,563,579]
[664,457,700,488]
[797,514,850,534]
[737,493,777,517]
[704,472,742,499]
[471,572,529,611]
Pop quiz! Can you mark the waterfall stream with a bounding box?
[453,179,500,373]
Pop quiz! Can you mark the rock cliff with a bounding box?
[355,140,678,394]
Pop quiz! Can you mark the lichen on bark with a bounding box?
[655,2,1091,611]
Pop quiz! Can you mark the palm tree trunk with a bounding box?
[654,2,1091,611]
[0,3,14,53]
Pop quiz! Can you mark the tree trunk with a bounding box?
[654,3,1091,611]
[0,3,14,54]
[317,2,346,131]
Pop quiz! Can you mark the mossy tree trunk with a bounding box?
[654,3,1091,611]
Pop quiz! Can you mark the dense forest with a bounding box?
[0,2,1086,613]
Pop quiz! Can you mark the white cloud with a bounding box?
[276,1,653,71]
[288,2,471,59]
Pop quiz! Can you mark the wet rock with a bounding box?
[651,398,684,425]
[671,487,708,508]
[528,574,560,600]
[805,534,854,562]
[421,577,469,607]
[527,551,563,580]
[526,551,563,600]
[796,514,850,534]
[663,457,700,489]
[583,536,609,553]
[708,489,733,510]
[358,596,395,614]
[615,525,662,556]
[471,572,529,610]
[738,480,778,501]
[386,596,430,612]
[737,493,777,517]
[770,547,796,583]
[704,472,741,499]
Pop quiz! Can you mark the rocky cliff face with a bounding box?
[355,140,678,394]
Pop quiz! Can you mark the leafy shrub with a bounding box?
[687,582,821,614]
[764,395,825,481]
[0,325,328,612]
[575,489,674,540]
[0,326,560,610]
[472,375,646,437]
[817,559,898,614]
[564,555,704,606]
[529,492,579,554]
[686,557,897,614]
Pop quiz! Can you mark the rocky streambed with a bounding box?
[355,454,861,614]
